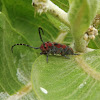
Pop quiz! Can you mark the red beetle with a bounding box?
[11,27,78,62]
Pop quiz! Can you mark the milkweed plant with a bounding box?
[0,0,100,100]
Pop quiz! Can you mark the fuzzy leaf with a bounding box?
[68,0,98,33]
[31,50,100,100]
[97,1,100,14]
[68,0,99,52]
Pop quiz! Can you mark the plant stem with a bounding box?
[74,35,86,52]
[48,1,70,28]
[32,0,70,28]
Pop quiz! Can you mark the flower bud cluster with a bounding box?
[32,0,49,14]
[84,26,98,41]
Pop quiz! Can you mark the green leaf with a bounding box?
[88,35,100,49]
[68,0,74,5]
[51,0,69,12]
[97,1,100,14]
[0,12,38,99]
[31,50,100,100]
[68,0,99,52]
[1,0,59,44]
[0,0,2,11]
[68,0,98,31]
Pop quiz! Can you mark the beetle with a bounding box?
[11,27,78,62]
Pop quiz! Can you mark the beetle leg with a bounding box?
[46,53,49,63]
[64,55,70,59]
[40,52,43,55]
[46,50,51,63]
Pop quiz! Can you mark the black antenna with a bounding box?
[38,27,45,43]
[11,43,40,53]
[11,27,45,53]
